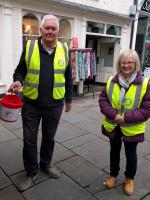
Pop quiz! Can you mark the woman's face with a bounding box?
[120,55,136,78]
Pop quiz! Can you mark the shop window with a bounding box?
[143,30,150,71]
[22,13,39,48]
[59,19,71,46]
[106,24,121,36]
[86,21,104,34]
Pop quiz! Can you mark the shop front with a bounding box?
[86,21,122,83]
[0,0,133,94]
[135,0,150,77]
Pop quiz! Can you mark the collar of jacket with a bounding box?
[112,71,143,85]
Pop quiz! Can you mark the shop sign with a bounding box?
[141,0,150,13]
[72,37,78,48]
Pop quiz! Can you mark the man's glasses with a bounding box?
[121,61,135,65]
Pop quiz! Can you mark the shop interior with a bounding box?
[83,35,119,95]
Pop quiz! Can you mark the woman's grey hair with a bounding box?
[40,14,59,30]
[116,49,140,73]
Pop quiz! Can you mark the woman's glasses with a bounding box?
[121,61,135,65]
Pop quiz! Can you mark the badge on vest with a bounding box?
[120,97,132,106]
[58,59,64,66]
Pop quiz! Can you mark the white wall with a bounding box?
[61,0,134,15]
[0,0,133,90]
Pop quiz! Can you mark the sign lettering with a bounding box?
[141,0,150,13]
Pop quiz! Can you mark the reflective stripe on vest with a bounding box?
[22,40,68,100]
[103,76,149,136]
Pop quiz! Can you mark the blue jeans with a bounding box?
[110,126,138,179]
[21,102,63,177]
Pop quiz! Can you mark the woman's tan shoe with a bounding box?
[104,176,116,189]
[123,178,134,195]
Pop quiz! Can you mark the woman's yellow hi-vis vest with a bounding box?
[22,40,69,100]
[103,76,149,137]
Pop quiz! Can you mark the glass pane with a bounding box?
[135,16,148,67]
[142,31,150,72]
[86,21,104,34]
[22,14,39,48]
[106,24,121,36]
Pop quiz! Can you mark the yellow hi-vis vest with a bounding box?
[22,40,69,100]
[103,76,149,137]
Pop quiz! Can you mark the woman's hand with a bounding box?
[114,114,124,124]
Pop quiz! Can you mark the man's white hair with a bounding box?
[41,14,59,30]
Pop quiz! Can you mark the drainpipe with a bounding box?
[131,0,140,50]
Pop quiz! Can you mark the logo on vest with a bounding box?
[58,59,64,66]
[121,97,132,106]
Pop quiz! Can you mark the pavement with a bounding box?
[0,92,150,200]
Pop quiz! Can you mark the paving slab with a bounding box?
[23,173,97,200]
[56,155,102,187]
[0,116,22,130]
[142,193,150,200]
[52,142,75,164]
[11,128,23,140]
[0,124,17,143]
[0,185,24,200]
[144,153,150,161]
[55,122,88,143]
[62,133,99,149]
[78,109,103,122]
[137,141,150,158]
[0,139,23,175]
[72,138,110,169]
[145,119,150,141]
[10,168,58,190]
[12,128,42,141]
[95,187,129,200]
[75,118,101,136]
[116,184,149,200]
[0,168,12,189]
[70,104,89,112]
[134,158,150,190]
[85,171,109,195]
[61,111,90,124]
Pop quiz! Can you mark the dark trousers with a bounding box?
[110,126,138,179]
[21,103,63,177]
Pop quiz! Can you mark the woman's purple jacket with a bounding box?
[99,72,150,142]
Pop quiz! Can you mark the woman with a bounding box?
[99,50,150,195]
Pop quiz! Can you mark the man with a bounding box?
[9,14,72,191]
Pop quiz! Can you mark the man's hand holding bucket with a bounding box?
[8,81,22,94]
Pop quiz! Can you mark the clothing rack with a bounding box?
[69,48,94,52]
[69,48,96,99]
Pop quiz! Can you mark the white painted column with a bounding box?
[131,12,139,50]
[131,0,140,50]
[12,7,23,68]
[0,6,6,92]
[1,6,14,91]
[119,22,132,54]
[78,19,87,94]
[79,19,86,48]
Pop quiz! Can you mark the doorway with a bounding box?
[85,35,120,87]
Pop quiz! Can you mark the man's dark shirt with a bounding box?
[13,37,73,107]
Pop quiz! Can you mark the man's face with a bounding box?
[40,19,59,45]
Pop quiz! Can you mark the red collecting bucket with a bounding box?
[0,94,23,122]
